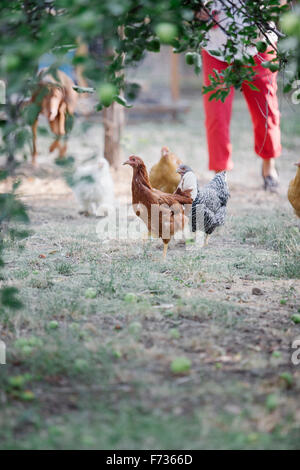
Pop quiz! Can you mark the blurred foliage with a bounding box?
[0,178,29,316]
[0,0,297,160]
[0,0,297,157]
[280,3,300,99]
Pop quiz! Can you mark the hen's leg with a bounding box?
[162,241,169,259]
[202,206,226,246]
[204,234,210,246]
[142,231,152,241]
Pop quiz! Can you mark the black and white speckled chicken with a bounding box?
[176,165,230,245]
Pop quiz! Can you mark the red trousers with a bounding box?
[202,49,282,171]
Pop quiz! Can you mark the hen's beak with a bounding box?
[123,159,131,166]
[294,162,300,167]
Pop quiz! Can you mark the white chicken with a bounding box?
[72,157,115,216]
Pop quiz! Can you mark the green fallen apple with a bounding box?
[48,320,59,330]
[21,345,33,356]
[170,357,191,375]
[74,358,89,372]
[15,336,43,348]
[112,349,122,358]
[129,321,142,335]
[291,314,300,324]
[169,328,180,339]
[85,288,97,299]
[124,292,137,303]
[8,374,32,389]
[20,390,35,401]
[265,393,278,412]
[279,372,293,388]
[272,351,281,358]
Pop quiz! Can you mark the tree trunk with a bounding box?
[103,25,125,170]
[103,101,124,169]
[170,49,180,102]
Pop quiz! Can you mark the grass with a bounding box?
[2,404,300,450]
[0,93,300,450]
[55,262,74,276]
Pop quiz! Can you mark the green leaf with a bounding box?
[146,39,160,53]
[0,193,29,224]
[208,50,222,57]
[73,85,95,94]
[95,103,104,112]
[283,83,292,93]
[114,95,133,108]
[0,170,8,181]
[256,41,267,53]
[262,61,280,72]
[55,156,75,167]
[1,287,22,310]
[78,175,95,184]
[24,103,40,126]
[246,82,260,92]
[125,83,141,101]
[185,52,195,65]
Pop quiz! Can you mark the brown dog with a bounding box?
[31,69,78,164]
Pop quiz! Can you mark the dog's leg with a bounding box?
[58,102,66,135]
[49,140,60,153]
[57,102,67,158]
[49,116,60,154]
[58,140,67,159]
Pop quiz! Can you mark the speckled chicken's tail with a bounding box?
[209,171,230,205]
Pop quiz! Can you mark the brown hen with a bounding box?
[288,162,300,218]
[123,155,192,258]
[149,146,182,193]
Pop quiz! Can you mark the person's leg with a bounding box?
[242,50,281,187]
[202,49,234,171]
